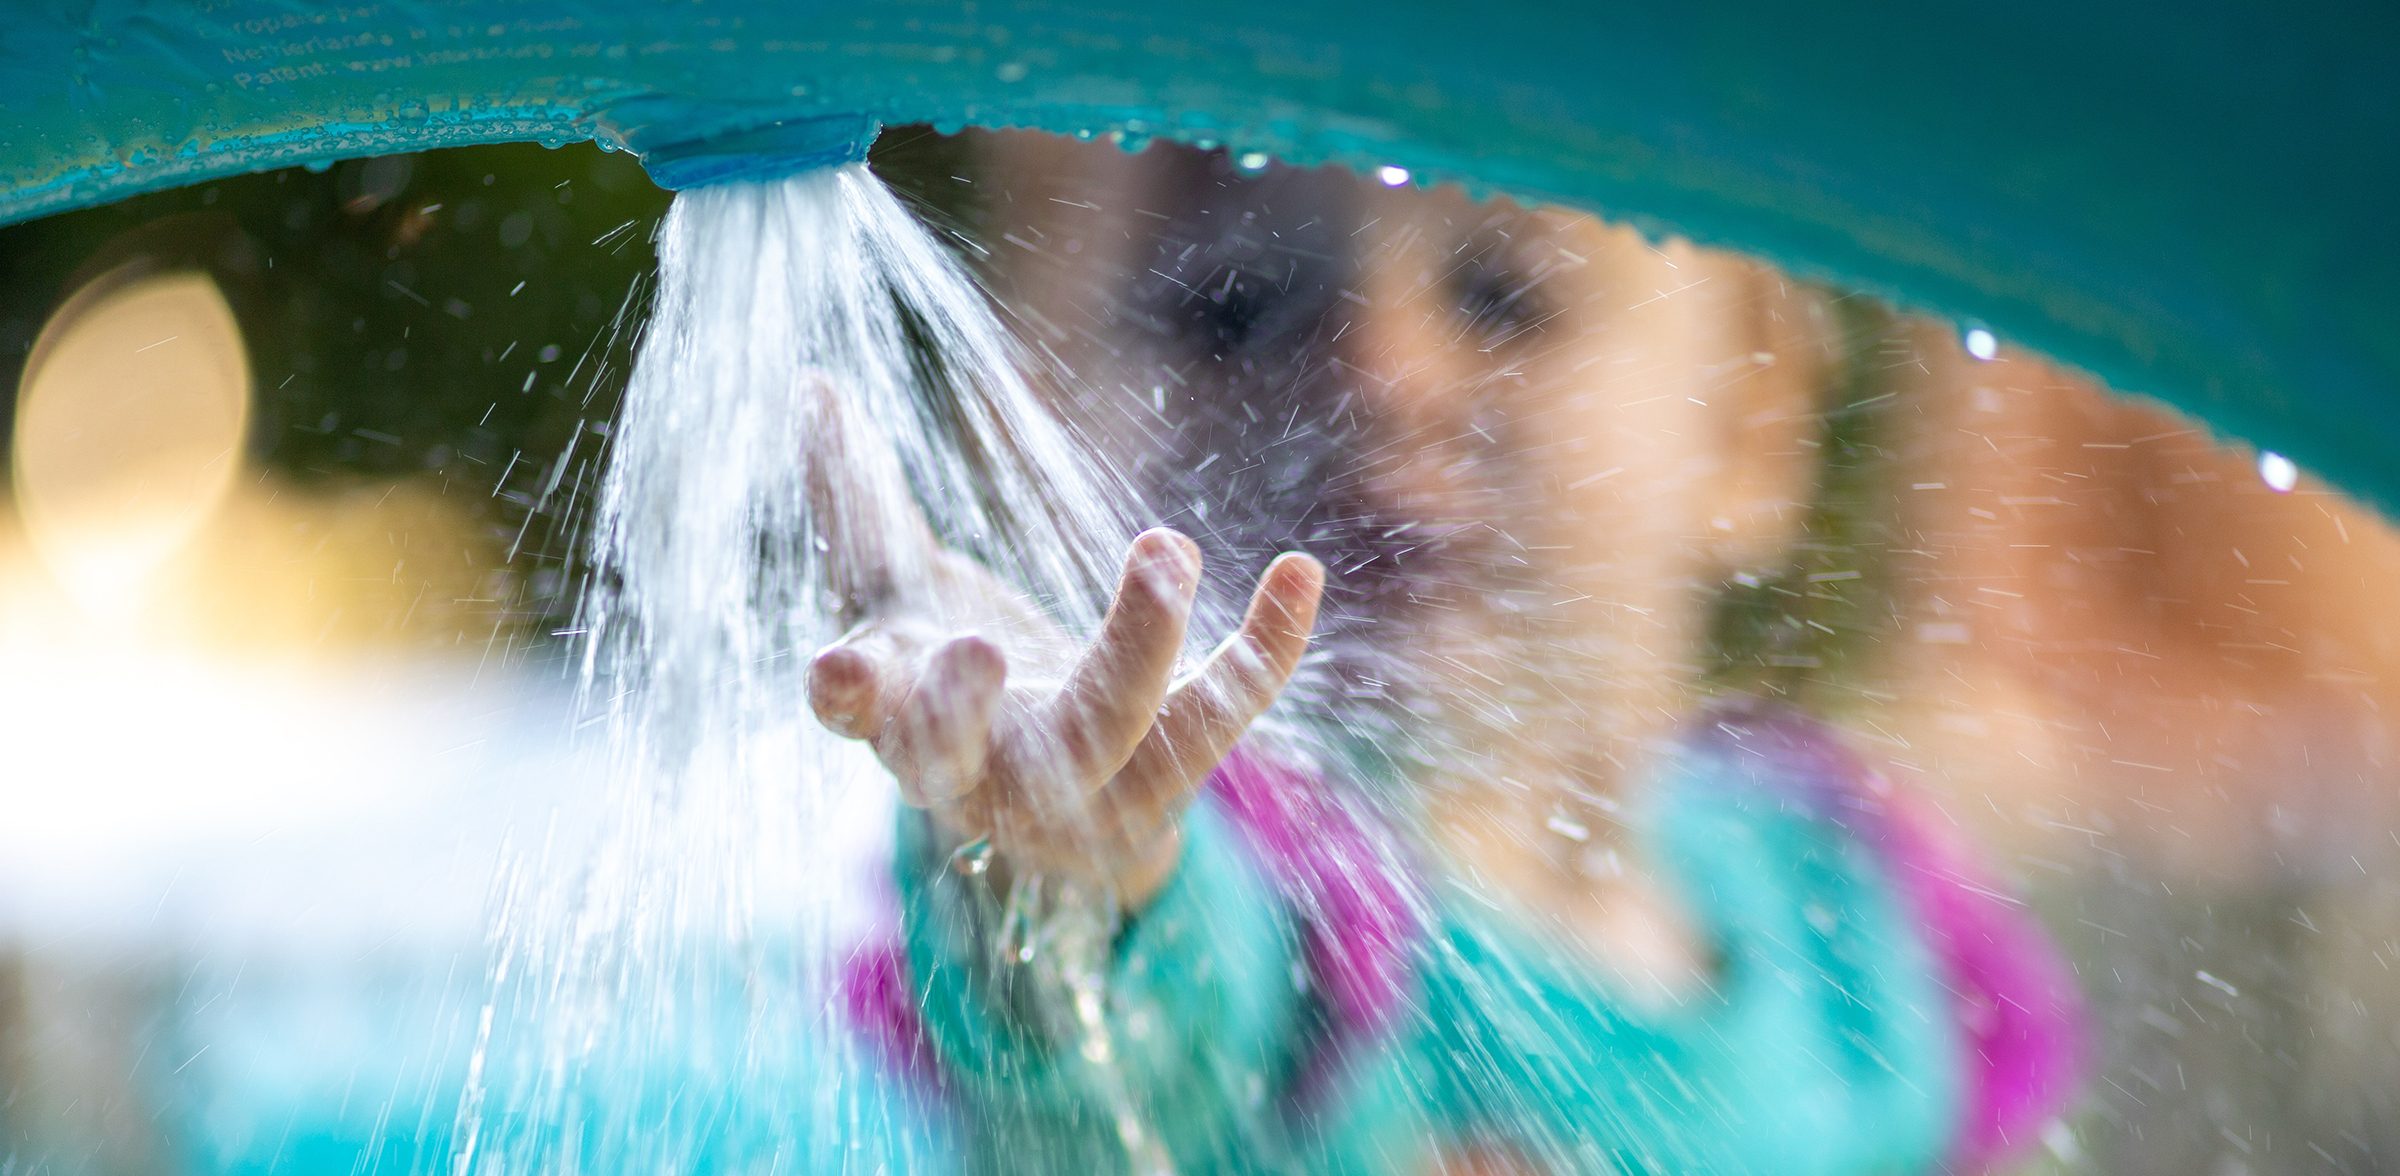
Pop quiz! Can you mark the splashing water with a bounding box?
[449,164,1174,1172]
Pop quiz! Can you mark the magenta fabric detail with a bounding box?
[1883,795,2085,1172]
[1699,704,2086,1172]
[1208,753,1421,1039]
[839,938,945,1090]
[1205,753,1423,1103]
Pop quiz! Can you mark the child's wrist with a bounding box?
[914,809,1189,912]
[1109,824,1185,909]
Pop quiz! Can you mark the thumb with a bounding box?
[800,371,944,614]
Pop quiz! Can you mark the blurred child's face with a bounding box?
[974,135,1823,799]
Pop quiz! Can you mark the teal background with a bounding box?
[2,1,2395,514]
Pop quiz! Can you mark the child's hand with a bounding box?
[808,525,1323,907]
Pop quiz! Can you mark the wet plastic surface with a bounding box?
[2,1,2397,522]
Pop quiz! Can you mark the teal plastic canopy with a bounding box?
[4,2,2395,512]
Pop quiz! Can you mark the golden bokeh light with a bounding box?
[11,266,251,611]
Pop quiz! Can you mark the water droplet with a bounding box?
[1235,151,1271,175]
[1576,847,1624,879]
[1376,164,1412,188]
[2259,450,2299,493]
[1963,325,1998,361]
[952,836,995,876]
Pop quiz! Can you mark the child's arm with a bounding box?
[807,506,1339,1162]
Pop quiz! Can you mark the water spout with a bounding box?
[592,99,881,189]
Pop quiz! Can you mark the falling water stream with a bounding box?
[449,164,1178,1172]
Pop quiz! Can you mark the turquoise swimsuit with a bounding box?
[853,702,2084,1174]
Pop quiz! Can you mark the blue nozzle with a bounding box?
[593,99,879,189]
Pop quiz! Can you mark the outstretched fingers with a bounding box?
[883,635,1007,806]
[808,629,911,740]
[1039,529,1202,780]
[1118,551,1325,804]
[809,628,1009,807]
[807,533,1321,903]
